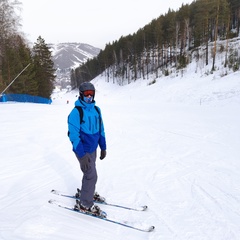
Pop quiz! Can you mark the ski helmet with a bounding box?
[79,82,95,100]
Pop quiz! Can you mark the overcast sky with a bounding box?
[20,0,193,49]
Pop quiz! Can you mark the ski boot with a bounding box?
[74,200,107,218]
[75,188,106,203]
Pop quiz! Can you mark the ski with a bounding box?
[48,199,155,232]
[51,189,148,211]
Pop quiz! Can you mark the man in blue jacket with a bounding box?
[68,82,107,215]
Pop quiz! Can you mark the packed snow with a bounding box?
[0,62,240,239]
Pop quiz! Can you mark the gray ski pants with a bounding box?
[76,151,97,208]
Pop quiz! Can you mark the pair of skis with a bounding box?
[49,189,155,232]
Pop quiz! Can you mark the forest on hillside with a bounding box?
[71,0,240,88]
[1,0,240,96]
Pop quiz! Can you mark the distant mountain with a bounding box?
[49,42,101,90]
[49,42,101,70]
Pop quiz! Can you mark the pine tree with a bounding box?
[32,36,55,99]
[1,35,31,94]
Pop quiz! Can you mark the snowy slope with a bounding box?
[0,64,240,239]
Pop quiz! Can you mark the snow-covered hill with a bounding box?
[50,42,100,70]
[49,42,100,90]
[0,59,240,239]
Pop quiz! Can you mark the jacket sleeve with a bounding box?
[68,108,85,157]
[97,108,107,151]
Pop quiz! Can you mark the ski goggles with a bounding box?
[83,90,94,96]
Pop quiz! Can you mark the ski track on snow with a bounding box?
[1,70,240,239]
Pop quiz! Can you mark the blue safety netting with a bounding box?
[0,94,52,104]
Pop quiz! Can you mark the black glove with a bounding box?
[79,154,90,171]
[100,150,106,160]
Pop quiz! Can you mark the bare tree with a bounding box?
[0,0,22,81]
[0,0,21,44]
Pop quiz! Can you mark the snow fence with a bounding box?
[0,94,52,104]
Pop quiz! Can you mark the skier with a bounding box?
[67,82,107,216]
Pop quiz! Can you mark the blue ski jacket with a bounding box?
[68,98,106,158]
